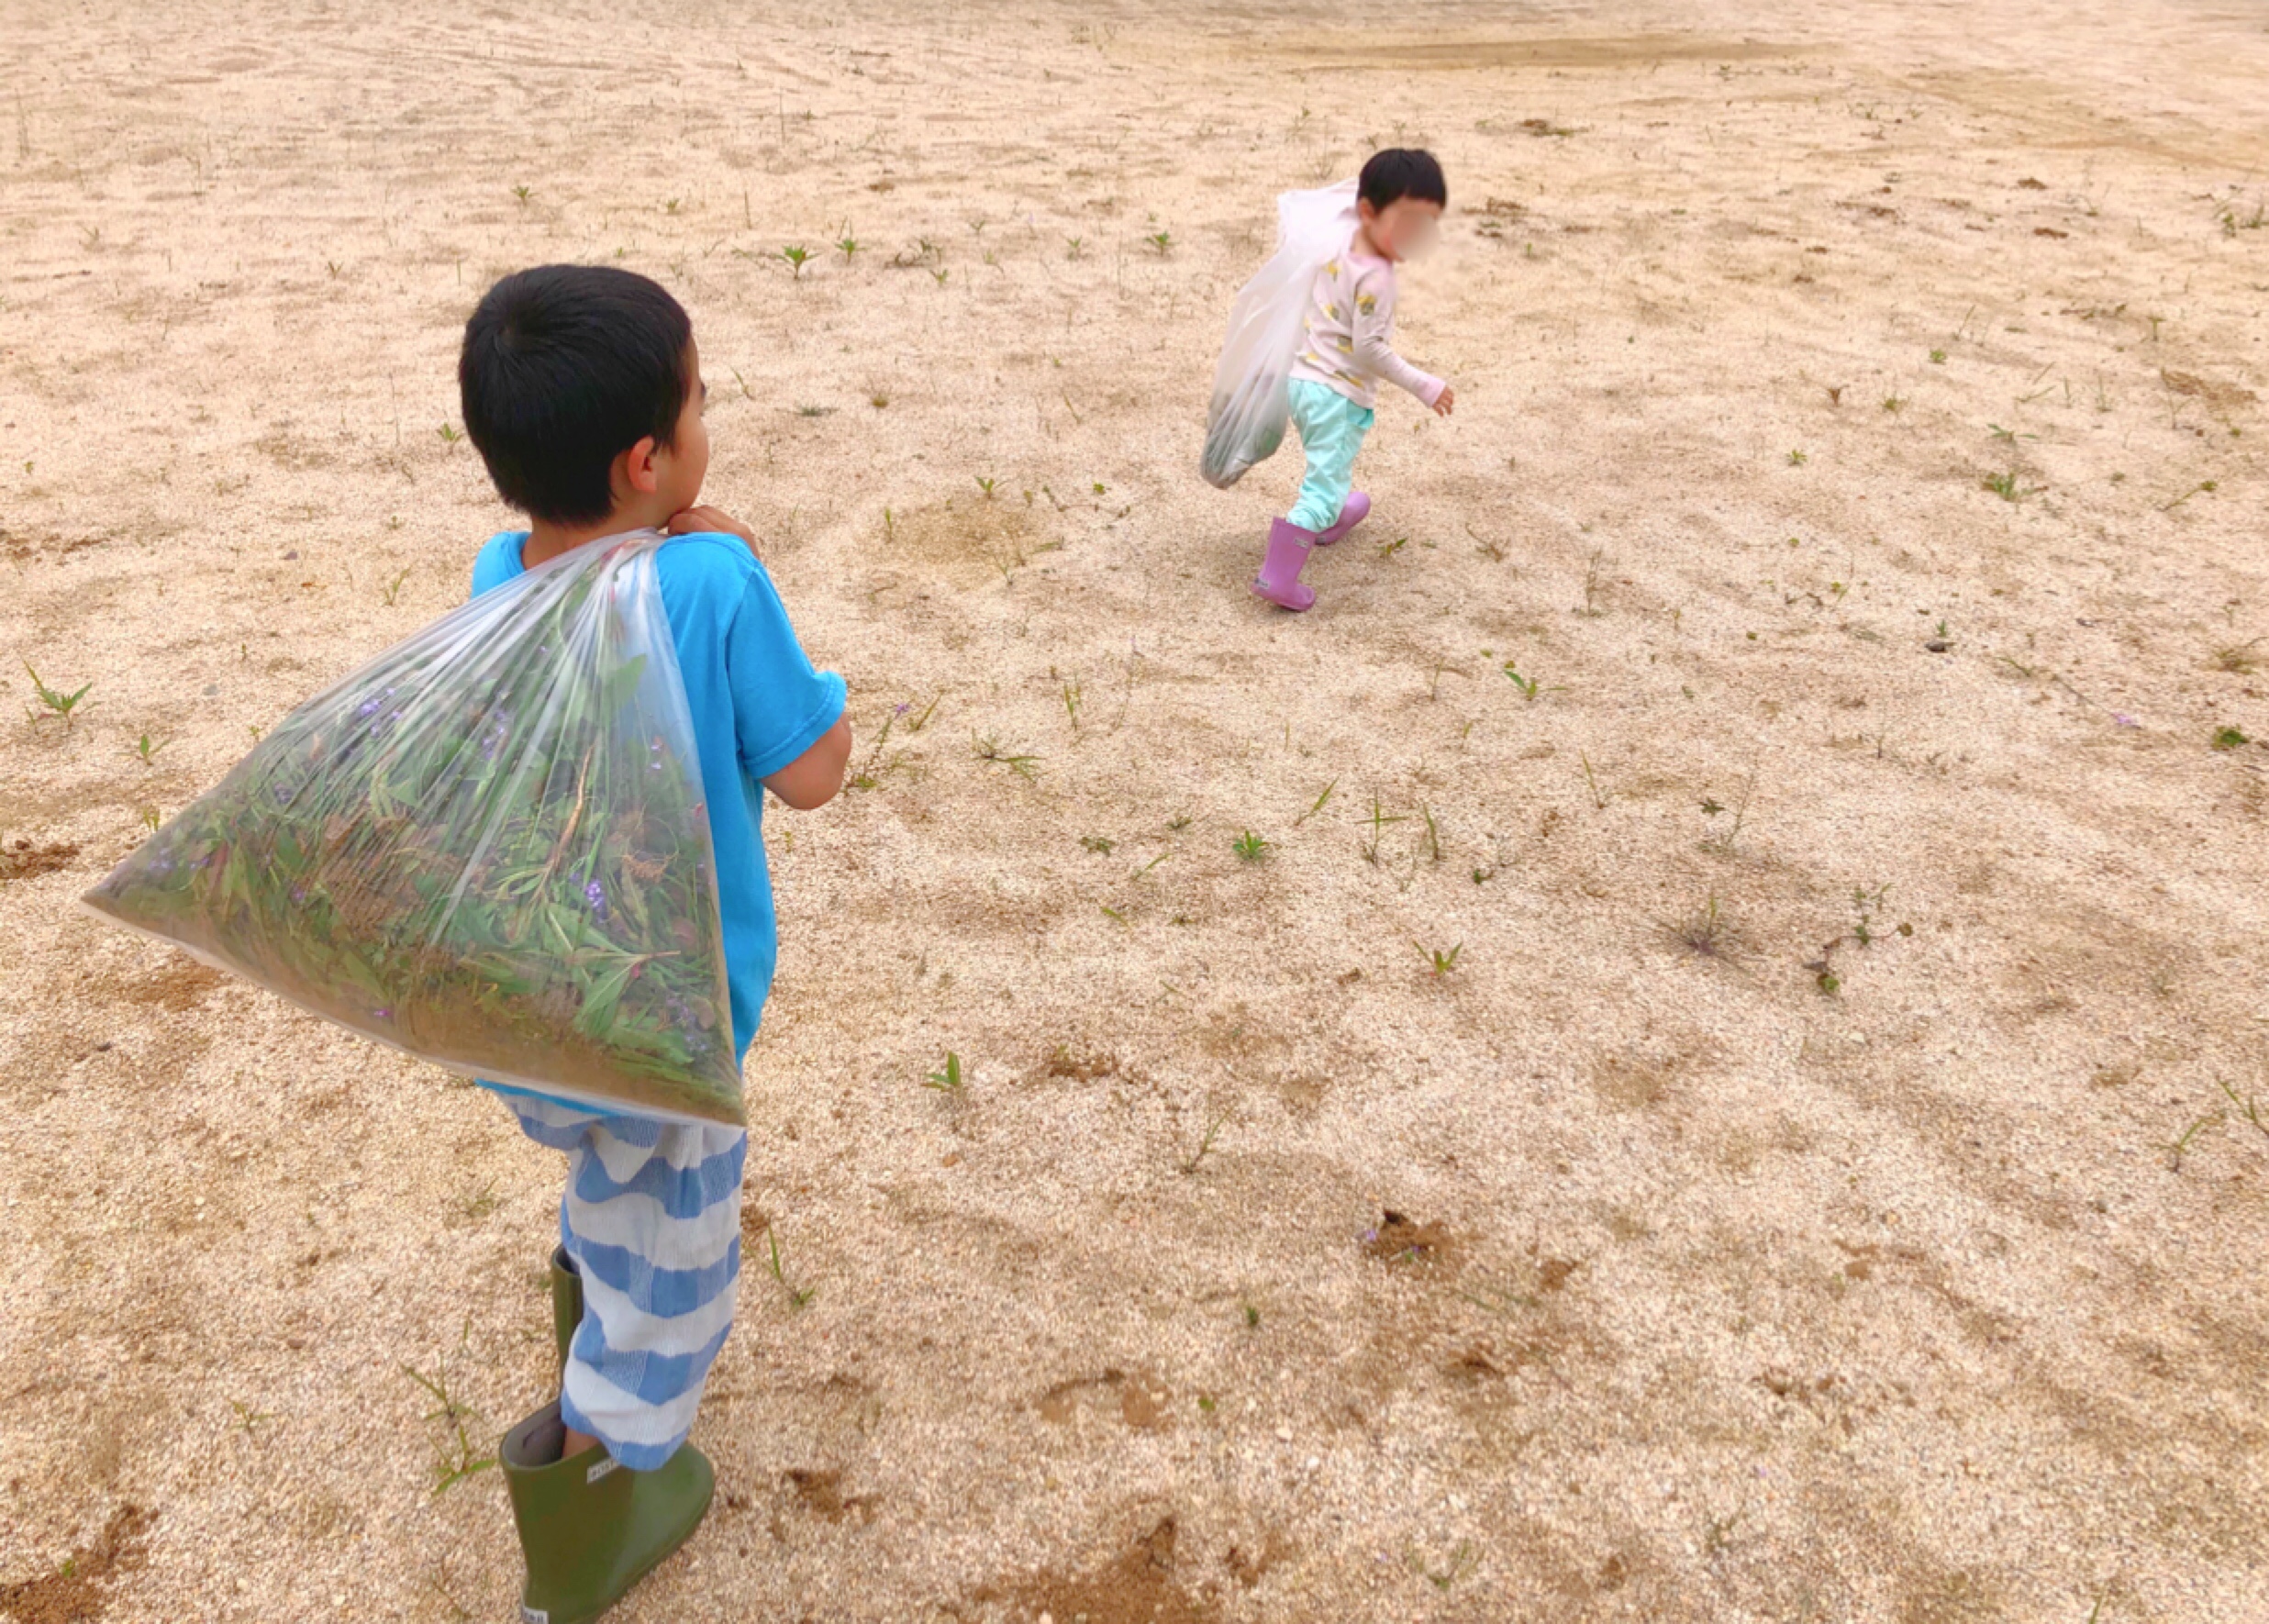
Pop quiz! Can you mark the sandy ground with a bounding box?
[4,0,2268,1618]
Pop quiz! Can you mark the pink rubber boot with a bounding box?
[1312,490,1371,547]
[1251,517,1318,611]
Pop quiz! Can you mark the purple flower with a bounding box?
[373,1007,393,1021]
[584,879,608,921]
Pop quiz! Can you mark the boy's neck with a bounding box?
[521,506,659,570]
[1353,220,1395,262]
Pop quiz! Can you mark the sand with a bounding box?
[3,0,2267,1618]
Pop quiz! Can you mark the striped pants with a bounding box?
[498,1092,745,1471]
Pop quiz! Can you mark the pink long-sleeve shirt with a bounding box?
[1286,237,1444,411]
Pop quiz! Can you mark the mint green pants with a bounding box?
[1285,379,1374,532]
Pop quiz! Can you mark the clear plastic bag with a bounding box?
[83,529,744,1126]
[1200,178,1358,489]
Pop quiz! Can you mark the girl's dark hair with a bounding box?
[1358,148,1448,212]
[459,265,693,525]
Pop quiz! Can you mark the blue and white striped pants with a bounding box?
[496,1091,745,1471]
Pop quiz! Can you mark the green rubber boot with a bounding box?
[549,1245,582,1373]
[501,1401,714,1624]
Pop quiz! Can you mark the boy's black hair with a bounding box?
[459,264,694,526]
[1358,148,1448,212]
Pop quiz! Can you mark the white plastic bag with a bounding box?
[1200,178,1358,489]
[83,529,745,1126]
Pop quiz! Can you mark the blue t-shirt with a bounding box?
[470,530,844,1111]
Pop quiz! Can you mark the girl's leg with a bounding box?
[1285,382,1372,534]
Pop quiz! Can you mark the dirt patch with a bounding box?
[998,1516,1214,1624]
[1037,1369,1173,1432]
[783,1468,876,1524]
[1362,1210,1455,1268]
[107,959,223,1012]
[0,840,79,884]
[2163,370,2258,410]
[0,1505,150,1624]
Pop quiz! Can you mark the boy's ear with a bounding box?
[617,435,662,497]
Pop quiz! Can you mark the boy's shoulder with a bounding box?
[471,528,770,603]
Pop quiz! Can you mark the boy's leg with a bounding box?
[557,1116,746,1469]
[1285,381,1374,538]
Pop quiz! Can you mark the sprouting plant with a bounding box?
[869,389,889,409]
[975,475,996,498]
[1243,1302,1261,1329]
[2162,480,2218,512]
[132,732,168,765]
[931,267,950,287]
[382,568,412,606]
[1850,884,1891,946]
[1982,470,2026,503]
[1881,393,1906,413]
[925,1051,965,1092]
[881,506,895,542]
[1674,894,1730,957]
[781,245,811,279]
[2212,726,2249,751]
[1422,942,1463,976]
[1359,796,1407,865]
[1420,803,1441,862]
[1579,751,1607,809]
[1065,236,1084,259]
[1080,834,1114,855]
[139,805,161,833]
[906,692,942,732]
[228,1398,275,1440]
[766,1224,816,1310]
[1787,449,1808,466]
[326,260,343,279]
[1233,829,1271,862]
[835,235,859,261]
[1929,348,1947,364]
[1295,778,1337,827]
[511,184,531,205]
[2212,638,2262,674]
[1167,813,1191,832]
[23,661,92,725]
[1147,230,1172,253]
[403,1329,495,1496]
[1061,680,1082,729]
[1377,535,1407,559]
[437,423,463,449]
[1703,766,1756,855]
[1177,1104,1231,1174]
[973,733,1040,778]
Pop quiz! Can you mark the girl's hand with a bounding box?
[1432,385,1456,417]
[668,506,759,554]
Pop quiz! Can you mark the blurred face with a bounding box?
[1361,195,1444,261]
[652,337,710,513]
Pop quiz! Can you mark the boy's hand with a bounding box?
[1431,385,1456,417]
[668,505,759,555]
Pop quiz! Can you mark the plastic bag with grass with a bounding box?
[83,529,743,1126]
[1199,177,1358,489]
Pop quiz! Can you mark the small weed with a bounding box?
[2211,638,2261,674]
[906,692,942,732]
[437,422,462,448]
[1579,751,1607,810]
[924,1051,966,1093]
[1881,393,1906,413]
[2217,1077,2269,1140]
[1167,813,1191,832]
[131,732,168,765]
[1930,348,1947,364]
[228,1399,274,1440]
[382,568,412,606]
[1065,236,1084,259]
[1233,829,1271,862]
[1415,1541,1477,1590]
[664,197,681,215]
[1704,767,1757,855]
[869,389,889,409]
[403,1330,496,1496]
[1147,230,1172,253]
[835,235,859,261]
[1787,449,1808,466]
[1674,895,1731,957]
[1080,834,1115,855]
[1982,471,2026,502]
[1422,942,1463,976]
[2162,480,2218,512]
[781,245,812,279]
[1177,1105,1231,1174]
[931,267,950,287]
[1502,662,1564,702]
[1242,1302,1261,1329]
[1377,534,1407,560]
[765,1225,816,1310]
[23,662,92,726]
[1359,796,1407,865]
[2212,726,2249,751]
[975,475,997,498]
[973,733,1040,779]
[1579,548,1607,616]
[2166,1107,2225,1174]
[1061,680,1082,729]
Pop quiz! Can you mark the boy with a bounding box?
[458,263,851,1623]
[1252,148,1456,612]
